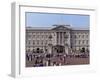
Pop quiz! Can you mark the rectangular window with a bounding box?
[46,35,48,38]
[37,35,39,38]
[33,40,35,45]
[42,35,44,38]
[37,40,39,45]
[86,40,88,44]
[79,40,81,44]
[82,35,84,38]
[79,35,80,38]
[82,40,84,44]
[75,40,77,44]
[41,40,43,45]
[33,35,35,37]
[45,40,48,45]
[74,35,77,38]
[28,41,30,44]
[86,35,88,38]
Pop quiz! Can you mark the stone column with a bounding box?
[48,34,53,54]
[64,32,69,54]
[46,61,48,66]
[62,32,64,45]
[48,46,52,54]
[43,46,45,53]
[48,44,52,54]
[60,32,61,45]
[58,32,59,45]
[60,32,62,45]
[65,44,69,54]
[59,32,60,45]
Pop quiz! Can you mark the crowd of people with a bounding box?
[26,50,89,67]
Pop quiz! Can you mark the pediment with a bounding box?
[52,25,70,30]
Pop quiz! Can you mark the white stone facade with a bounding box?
[26,25,89,54]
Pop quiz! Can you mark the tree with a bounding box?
[37,48,40,53]
[81,47,85,53]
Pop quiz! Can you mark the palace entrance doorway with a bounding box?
[53,45,65,53]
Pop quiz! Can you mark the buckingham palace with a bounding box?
[26,24,89,54]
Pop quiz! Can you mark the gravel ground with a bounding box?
[26,56,89,67]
